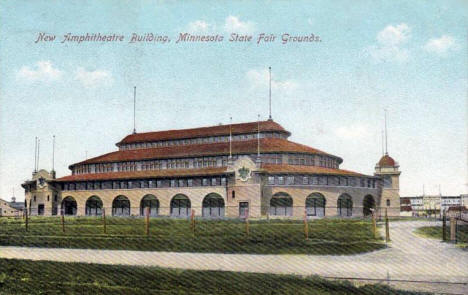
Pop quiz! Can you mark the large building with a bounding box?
[22,120,401,219]
[0,197,24,217]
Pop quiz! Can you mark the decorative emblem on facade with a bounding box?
[37,177,46,188]
[237,166,251,182]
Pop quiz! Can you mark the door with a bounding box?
[239,202,249,218]
[38,204,44,215]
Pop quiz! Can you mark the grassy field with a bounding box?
[415,224,468,249]
[0,258,428,295]
[0,217,384,255]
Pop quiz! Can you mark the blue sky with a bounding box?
[0,0,466,200]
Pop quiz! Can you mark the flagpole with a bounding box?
[229,117,232,159]
[133,86,137,134]
[257,114,260,158]
[268,67,272,120]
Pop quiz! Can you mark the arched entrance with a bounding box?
[270,193,293,216]
[170,194,191,217]
[140,194,159,217]
[202,193,225,218]
[85,196,103,216]
[363,195,376,217]
[61,196,77,216]
[337,194,353,217]
[306,193,326,217]
[112,195,130,216]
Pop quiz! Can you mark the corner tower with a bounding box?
[375,154,401,217]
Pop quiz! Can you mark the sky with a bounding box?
[0,0,466,201]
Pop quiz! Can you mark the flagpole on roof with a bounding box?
[229,117,232,159]
[133,86,137,134]
[268,66,272,120]
[257,114,260,158]
[384,109,388,155]
[37,138,40,171]
[34,137,37,173]
[52,135,55,172]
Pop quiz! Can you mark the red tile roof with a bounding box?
[71,138,342,168]
[54,167,230,182]
[378,154,396,167]
[117,120,290,145]
[261,164,368,177]
[55,164,368,182]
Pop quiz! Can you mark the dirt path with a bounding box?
[1,220,467,294]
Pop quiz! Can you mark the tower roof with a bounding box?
[378,154,396,167]
[116,120,290,146]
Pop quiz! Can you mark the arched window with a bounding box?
[337,194,353,217]
[202,193,225,218]
[363,195,376,217]
[61,196,77,216]
[170,194,191,217]
[270,193,293,216]
[306,193,326,217]
[112,195,130,216]
[86,196,103,216]
[386,199,391,207]
[140,195,159,217]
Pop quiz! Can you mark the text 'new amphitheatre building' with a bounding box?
[22,119,401,218]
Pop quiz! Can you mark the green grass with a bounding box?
[415,225,468,249]
[0,258,428,295]
[0,217,384,254]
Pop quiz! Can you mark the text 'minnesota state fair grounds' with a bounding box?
[22,119,401,218]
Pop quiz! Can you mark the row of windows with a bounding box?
[287,154,339,169]
[62,177,228,191]
[119,132,288,151]
[73,154,340,175]
[74,156,231,175]
[267,175,377,188]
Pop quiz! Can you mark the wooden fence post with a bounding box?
[442,210,447,241]
[385,208,390,243]
[145,207,150,236]
[372,211,377,239]
[245,208,250,237]
[304,209,309,240]
[190,209,195,236]
[102,208,107,234]
[25,209,29,232]
[450,217,456,242]
[61,210,65,233]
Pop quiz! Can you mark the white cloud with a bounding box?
[365,23,411,63]
[187,20,215,33]
[224,16,255,34]
[74,67,113,88]
[334,124,370,139]
[424,35,457,55]
[376,23,410,46]
[16,61,62,82]
[246,68,299,94]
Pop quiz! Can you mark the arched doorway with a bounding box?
[112,195,130,216]
[170,194,191,217]
[337,194,353,217]
[363,195,376,217]
[61,196,77,216]
[270,193,293,216]
[85,196,103,216]
[202,193,225,218]
[140,194,159,217]
[306,193,326,217]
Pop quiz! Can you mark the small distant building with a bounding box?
[0,197,24,217]
[400,194,467,217]
[440,196,461,215]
